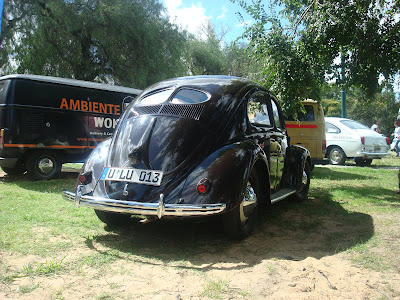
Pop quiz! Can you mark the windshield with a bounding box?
[341,120,369,130]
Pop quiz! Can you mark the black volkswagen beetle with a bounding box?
[63,76,311,239]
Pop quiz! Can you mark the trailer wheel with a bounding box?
[26,151,62,180]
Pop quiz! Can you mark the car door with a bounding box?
[269,97,288,189]
[246,91,281,190]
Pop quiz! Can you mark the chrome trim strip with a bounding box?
[62,190,226,218]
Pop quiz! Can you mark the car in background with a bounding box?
[285,99,326,165]
[325,117,390,166]
[63,76,311,240]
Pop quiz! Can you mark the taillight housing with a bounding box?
[322,139,327,151]
[360,136,365,145]
[386,137,391,145]
[79,171,92,185]
[197,178,210,195]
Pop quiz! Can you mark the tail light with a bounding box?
[322,139,327,151]
[0,129,4,149]
[386,137,390,145]
[360,136,365,145]
[79,171,92,185]
[197,178,210,195]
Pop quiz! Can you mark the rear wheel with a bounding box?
[26,151,62,180]
[354,158,372,166]
[95,210,131,226]
[223,169,259,240]
[328,146,346,165]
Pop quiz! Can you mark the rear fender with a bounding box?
[73,138,111,195]
[180,140,269,211]
[283,144,311,189]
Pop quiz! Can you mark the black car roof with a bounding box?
[139,75,267,109]
[144,75,251,93]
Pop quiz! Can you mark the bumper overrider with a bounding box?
[62,186,226,218]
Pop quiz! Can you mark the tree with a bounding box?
[233,0,400,115]
[1,0,188,88]
[225,42,258,78]
[185,21,227,75]
[320,82,399,135]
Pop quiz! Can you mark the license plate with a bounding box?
[100,167,163,186]
[374,146,381,152]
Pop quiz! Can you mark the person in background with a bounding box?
[392,121,400,157]
[371,120,381,133]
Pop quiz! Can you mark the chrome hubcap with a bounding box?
[38,158,54,175]
[240,182,257,224]
[302,169,308,186]
[330,149,343,164]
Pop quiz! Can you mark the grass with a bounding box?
[0,155,399,296]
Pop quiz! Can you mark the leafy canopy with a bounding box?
[0,0,188,89]
[233,0,400,116]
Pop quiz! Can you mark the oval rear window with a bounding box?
[171,89,209,104]
[136,89,173,105]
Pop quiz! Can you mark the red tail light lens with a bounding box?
[322,139,326,151]
[386,137,390,145]
[79,171,92,185]
[197,179,210,195]
[360,136,365,145]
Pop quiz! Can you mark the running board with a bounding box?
[271,188,296,204]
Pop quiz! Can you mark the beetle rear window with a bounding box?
[171,89,209,104]
[136,89,173,105]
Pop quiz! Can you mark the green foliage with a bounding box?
[320,82,399,135]
[320,98,341,117]
[1,0,187,88]
[234,0,400,115]
[225,42,258,77]
[186,21,227,75]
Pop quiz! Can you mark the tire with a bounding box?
[354,158,372,167]
[223,169,259,240]
[292,161,311,202]
[1,160,26,175]
[26,151,62,180]
[95,210,131,226]
[328,146,346,165]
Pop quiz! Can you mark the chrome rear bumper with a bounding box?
[62,189,226,218]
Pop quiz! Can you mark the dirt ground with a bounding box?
[1,169,400,299]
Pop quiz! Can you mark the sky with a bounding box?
[162,0,249,43]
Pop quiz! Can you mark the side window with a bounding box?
[271,100,282,129]
[247,93,272,127]
[326,122,340,134]
[286,105,315,121]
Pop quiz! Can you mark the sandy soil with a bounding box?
[1,169,400,299]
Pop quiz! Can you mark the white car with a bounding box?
[325,117,390,166]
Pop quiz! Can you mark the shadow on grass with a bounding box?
[86,187,375,271]
[0,171,78,192]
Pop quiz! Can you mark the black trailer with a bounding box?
[0,74,142,180]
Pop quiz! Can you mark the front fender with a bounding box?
[179,140,266,211]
